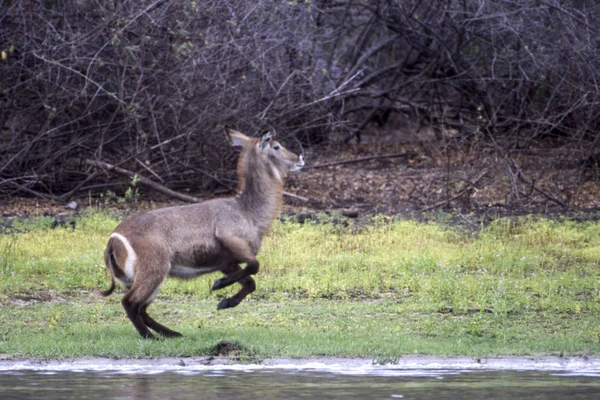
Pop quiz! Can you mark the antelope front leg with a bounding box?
[217,264,256,310]
[212,236,259,291]
[211,260,258,291]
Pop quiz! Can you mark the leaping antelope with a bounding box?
[100,127,304,339]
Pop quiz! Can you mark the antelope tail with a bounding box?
[99,244,117,297]
[99,276,116,297]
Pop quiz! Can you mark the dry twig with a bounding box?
[308,153,416,169]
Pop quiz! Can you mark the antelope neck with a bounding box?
[236,163,283,231]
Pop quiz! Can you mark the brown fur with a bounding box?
[100,128,304,339]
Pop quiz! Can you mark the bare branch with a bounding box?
[84,159,202,203]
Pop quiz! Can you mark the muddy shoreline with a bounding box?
[2,356,600,374]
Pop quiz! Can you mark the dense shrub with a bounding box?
[1,0,598,202]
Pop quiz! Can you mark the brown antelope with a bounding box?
[99,127,304,339]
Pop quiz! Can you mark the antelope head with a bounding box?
[226,127,305,182]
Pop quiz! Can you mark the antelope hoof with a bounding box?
[211,278,227,291]
[217,298,238,310]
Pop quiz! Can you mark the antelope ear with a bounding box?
[225,127,249,147]
[259,131,273,150]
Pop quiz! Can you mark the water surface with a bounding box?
[2,359,600,400]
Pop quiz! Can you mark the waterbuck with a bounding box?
[99,128,305,339]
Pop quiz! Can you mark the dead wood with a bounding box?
[308,152,417,169]
[84,159,311,204]
[511,162,568,208]
[421,169,489,211]
[84,159,202,203]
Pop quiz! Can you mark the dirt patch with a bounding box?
[1,137,599,220]
[285,140,600,215]
[1,290,68,307]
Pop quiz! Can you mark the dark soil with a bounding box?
[1,131,599,222]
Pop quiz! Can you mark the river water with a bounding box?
[1,357,600,399]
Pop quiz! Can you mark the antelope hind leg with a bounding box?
[122,291,156,340]
[141,305,182,338]
[121,274,168,339]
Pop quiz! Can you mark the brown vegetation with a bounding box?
[1,1,599,214]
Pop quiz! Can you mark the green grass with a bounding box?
[2,299,600,359]
[1,211,600,359]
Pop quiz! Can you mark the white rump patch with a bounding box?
[110,232,136,283]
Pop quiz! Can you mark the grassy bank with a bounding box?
[1,212,600,359]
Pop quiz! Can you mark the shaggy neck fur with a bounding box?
[235,143,285,236]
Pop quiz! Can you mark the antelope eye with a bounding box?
[273,144,280,150]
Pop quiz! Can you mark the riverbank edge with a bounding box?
[2,355,600,372]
